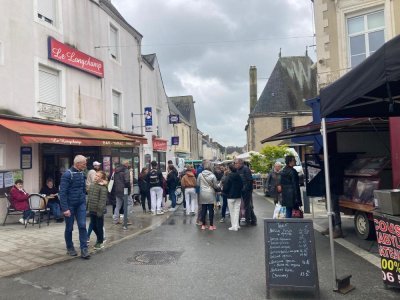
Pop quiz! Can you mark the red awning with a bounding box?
[0,118,147,147]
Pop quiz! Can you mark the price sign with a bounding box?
[264,219,319,299]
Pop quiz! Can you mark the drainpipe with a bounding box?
[137,38,144,165]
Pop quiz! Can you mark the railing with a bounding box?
[37,102,66,120]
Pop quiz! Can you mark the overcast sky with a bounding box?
[112,0,316,147]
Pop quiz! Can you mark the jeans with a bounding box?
[23,210,34,220]
[140,192,151,211]
[64,202,87,250]
[184,187,197,214]
[150,186,163,212]
[89,213,104,243]
[221,194,228,218]
[169,188,177,208]
[227,198,241,229]
[201,204,214,226]
[113,196,131,222]
[47,201,62,219]
[285,207,293,218]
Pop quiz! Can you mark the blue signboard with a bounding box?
[169,114,180,124]
[144,107,152,132]
[171,136,179,146]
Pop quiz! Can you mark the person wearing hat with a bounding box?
[86,161,102,191]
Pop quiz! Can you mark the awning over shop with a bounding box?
[260,118,387,143]
[0,117,147,147]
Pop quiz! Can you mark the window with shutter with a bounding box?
[113,90,121,127]
[110,25,119,60]
[39,65,60,106]
[37,0,55,25]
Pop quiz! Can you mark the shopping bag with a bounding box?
[292,208,304,218]
[277,205,286,219]
[272,203,281,219]
[108,172,115,193]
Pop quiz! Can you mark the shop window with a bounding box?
[37,0,56,25]
[39,65,60,106]
[282,117,293,131]
[109,24,119,61]
[112,90,121,128]
[347,10,385,68]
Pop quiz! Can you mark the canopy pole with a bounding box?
[321,118,338,291]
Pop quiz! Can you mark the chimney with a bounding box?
[249,66,257,113]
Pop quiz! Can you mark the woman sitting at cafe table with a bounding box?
[40,178,64,223]
[10,179,35,225]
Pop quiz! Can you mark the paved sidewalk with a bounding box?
[0,205,172,278]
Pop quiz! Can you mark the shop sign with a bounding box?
[144,107,153,132]
[21,136,135,147]
[153,138,167,151]
[48,37,104,78]
[169,115,180,124]
[171,136,179,145]
[20,147,32,169]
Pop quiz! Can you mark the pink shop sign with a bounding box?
[48,37,104,78]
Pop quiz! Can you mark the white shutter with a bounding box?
[39,66,60,105]
[110,25,118,59]
[37,0,55,23]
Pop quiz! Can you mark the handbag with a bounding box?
[292,208,304,218]
[107,172,115,193]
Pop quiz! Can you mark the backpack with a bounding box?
[149,169,160,186]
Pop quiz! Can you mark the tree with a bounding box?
[250,145,289,173]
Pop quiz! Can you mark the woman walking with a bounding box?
[138,168,151,213]
[181,166,197,215]
[87,171,108,249]
[280,155,302,218]
[197,162,219,230]
[222,164,243,231]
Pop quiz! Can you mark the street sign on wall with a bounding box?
[144,107,152,132]
[171,136,179,145]
[169,115,180,124]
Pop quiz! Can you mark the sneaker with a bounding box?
[196,221,203,226]
[190,211,196,216]
[151,211,157,216]
[157,210,164,215]
[209,225,216,231]
[19,218,26,225]
[147,211,153,214]
[66,248,78,256]
[168,207,176,212]
[81,248,90,259]
[94,243,104,250]
[28,219,37,224]
[219,218,225,223]
[333,229,344,239]
[201,225,206,230]
[228,227,238,231]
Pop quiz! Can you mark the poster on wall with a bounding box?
[20,147,32,169]
[103,156,111,176]
[4,172,14,187]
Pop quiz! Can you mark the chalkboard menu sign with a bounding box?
[264,219,319,299]
[373,213,400,289]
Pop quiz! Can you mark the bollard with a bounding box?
[123,187,128,230]
[302,189,310,213]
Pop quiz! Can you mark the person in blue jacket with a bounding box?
[59,155,90,259]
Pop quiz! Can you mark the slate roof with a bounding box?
[167,98,190,124]
[251,56,317,115]
[142,54,156,69]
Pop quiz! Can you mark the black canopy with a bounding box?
[320,35,400,118]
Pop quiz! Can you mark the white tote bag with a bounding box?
[108,172,115,193]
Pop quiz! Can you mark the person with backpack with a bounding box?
[146,160,164,215]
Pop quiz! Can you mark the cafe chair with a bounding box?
[27,194,49,228]
[2,192,24,226]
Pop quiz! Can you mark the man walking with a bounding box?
[59,155,90,259]
[146,160,164,215]
[235,158,257,226]
[112,160,131,224]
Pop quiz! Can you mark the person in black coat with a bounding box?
[166,165,179,211]
[223,164,243,231]
[138,167,151,213]
[280,155,302,218]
